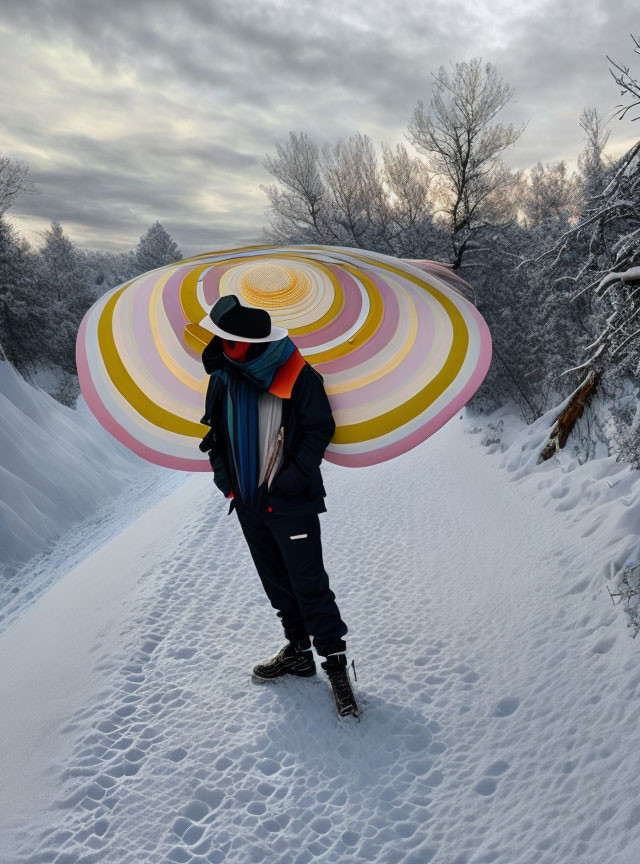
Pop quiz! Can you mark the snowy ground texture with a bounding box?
[1,398,640,864]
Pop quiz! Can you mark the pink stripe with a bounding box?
[453,295,493,408]
[314,270,400,375]
[76,312,208,472]
[324,306,492,467]
[324,408,453,467]
[405,259,469,286]
[202,262,238,305]
[317,266,443,405]
[184,341,204,363]
[404,260,472,296]
[324,280,437,409]
[292,264,362,349]
[130,273,203,409]
[162,265,191,339]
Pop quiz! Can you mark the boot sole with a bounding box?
[337,706,360,718]
[251,668,317,683]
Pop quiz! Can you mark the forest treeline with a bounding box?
[0,41,638,464]
[0,209,182,404]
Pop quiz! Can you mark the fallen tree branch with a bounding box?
[538,369,600,463]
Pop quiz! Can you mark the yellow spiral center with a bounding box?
[239,262,311,309]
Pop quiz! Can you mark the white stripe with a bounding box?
[298,272,370,355]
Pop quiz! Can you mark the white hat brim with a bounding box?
[199,316,289,343]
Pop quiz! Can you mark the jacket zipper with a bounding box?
[265,426,284,490]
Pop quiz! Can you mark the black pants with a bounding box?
[234,504,348,657]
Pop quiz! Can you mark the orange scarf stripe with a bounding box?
[269,347,307,398]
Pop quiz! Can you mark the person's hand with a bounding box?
[199,429,216,453]
[270,461,308,497]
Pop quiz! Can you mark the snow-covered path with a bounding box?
[1,413,640,864]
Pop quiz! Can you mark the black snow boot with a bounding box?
[251,641,317,682]
[321,653,359,718]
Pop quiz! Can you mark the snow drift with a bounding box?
[0,359,149,579]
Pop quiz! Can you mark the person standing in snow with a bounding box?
[199,294,358,718]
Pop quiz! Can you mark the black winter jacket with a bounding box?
[200,337,336,517]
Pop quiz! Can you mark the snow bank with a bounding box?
[465,400,640,636]
[0,359,152,579]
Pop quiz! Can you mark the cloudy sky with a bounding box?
[1,0,638,256]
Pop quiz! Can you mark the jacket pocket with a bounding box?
[209,451,232,497]
[305,465,326,498]
[269,461,310,498]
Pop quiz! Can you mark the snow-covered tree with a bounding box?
[577,107,613,202]
[39,221,81,303]
[84,249,138,297]
[468,35,640,466]
[407,58,526,268]
[262,132,329,245]
[521,161,578,227]
[380,142,437,257]
[0,218,41,373]
[514,135,639,463]
[319,133,392,250]
[0,156,43,380]
[29,221,95,397]
[0,154,36,216]
[134,221,182,273]
[459,216,582,423]
[262,131,445,258]
[607,34,640,123]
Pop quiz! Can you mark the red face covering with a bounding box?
[221,338,251,362]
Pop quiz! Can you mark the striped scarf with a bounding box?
[211,336,296,510]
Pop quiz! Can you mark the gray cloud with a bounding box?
[1,0,638,256]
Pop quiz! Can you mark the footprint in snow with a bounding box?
[492,696,520,717]
[486,759,510,776]
[165,747,188,762]
[474,761,510,797]
[474,777,498,796]
[591,635,616,655]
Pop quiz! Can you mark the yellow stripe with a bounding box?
[215,252,345,336]
[284,258,343,336]
[184,323,214,353]
[148,269,204,392]
[325,288,418,394]
[303,264,383,363]
[330,258,469,443]
[179,263,212,324]
[178,244,276,263]
[262,258,344,336]
[98,286,208,437]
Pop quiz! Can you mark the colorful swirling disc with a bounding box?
[76,244,492,470]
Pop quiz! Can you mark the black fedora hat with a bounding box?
[208,294,288,343]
